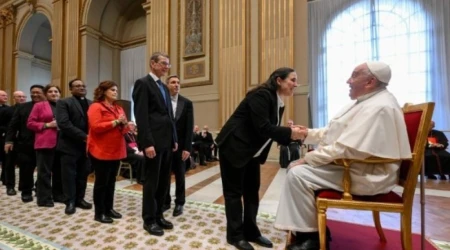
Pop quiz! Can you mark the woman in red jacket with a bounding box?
[27,84,65,207]
[87,80,129,223]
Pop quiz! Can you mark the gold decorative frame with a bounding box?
[181,0,206,58]
[177,0,212,88]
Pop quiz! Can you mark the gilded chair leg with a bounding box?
[372,211,386,242]
[401,212,413,250]
[285,230,294,249]
[318,207,327,250]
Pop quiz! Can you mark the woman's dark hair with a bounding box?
[93,80,118,102]
[247,67,295,95]
[43,84,61,94]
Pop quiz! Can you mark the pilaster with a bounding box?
[0,5,16,100]
[143,0,170,64]
[51,0,65,91]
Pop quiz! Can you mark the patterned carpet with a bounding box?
[0,186,285,250]
[0,185,449,250]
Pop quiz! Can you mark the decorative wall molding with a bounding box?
[178,0,212,87]
[80,24,146,50]
[15,50,51,70]
[0,4,16,25]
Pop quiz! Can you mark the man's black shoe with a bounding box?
[227,240,254,250]
[248,236,273,248]
[173,205,183,217]
[76,199,92,209]
[21,194,33,203]
[106,209,122,219]
[6,188,16,196]
[94,214,113,224]
[143,223,164,236]
[65,203,76,215]
[156,217,173,229]
[37,201,55,207]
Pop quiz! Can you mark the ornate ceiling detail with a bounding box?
[0,5,16,25]
[26,0,37,14]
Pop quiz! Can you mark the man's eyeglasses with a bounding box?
[158,61,172,68]
[73,85,86,88]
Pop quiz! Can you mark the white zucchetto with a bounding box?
[366,61,391,84]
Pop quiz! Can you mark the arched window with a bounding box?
[307,0,450,129]
[325,0,428,119]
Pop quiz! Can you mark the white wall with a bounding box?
[16,52,51,93]
[99,43,114,82]
[84,35,100,98]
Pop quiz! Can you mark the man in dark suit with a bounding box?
[163,75,194,217]
[5,85,45,202]
[215,67,302,250]
[201,125,218,161]
[0,90,9,185]
[56,79,93,215]
[1,91,27,195]
[425,120,450,179]
[132,52,178,236]
[192,125,207,166]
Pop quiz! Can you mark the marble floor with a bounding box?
[107,160,450,242]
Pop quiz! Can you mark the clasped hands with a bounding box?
[290,125,308,141]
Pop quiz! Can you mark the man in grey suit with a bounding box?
[163,75,194,217]
[133,52,178,236]
[56,79,93,215]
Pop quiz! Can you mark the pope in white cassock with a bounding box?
[274,61,412,250]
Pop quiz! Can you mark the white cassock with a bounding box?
[274,88,412,232]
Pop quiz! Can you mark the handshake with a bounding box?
[290,125,308,141]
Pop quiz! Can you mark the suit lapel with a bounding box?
[147,75,167,109]
[72,96,85,117]
[175,97,184,121]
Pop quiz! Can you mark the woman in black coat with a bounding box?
[216,67,302,250]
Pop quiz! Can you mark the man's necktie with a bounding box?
[156,80,167,105]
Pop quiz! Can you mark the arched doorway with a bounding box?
[81,0,147,101]
[16,13,52,93]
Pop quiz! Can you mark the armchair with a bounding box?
[286,102,434,250]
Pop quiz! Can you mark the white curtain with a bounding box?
[120,45,147,101]
[308,0,450,130]
[120,45,146,121]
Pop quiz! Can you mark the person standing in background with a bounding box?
[132,52,178,236]
[163,75,194,217]
[27,84,65,207]
[1,90,27,195]
[56,79,93,215]
[5,85,45,203]
[87,81,128,223]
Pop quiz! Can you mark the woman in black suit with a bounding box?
[215,67,303,250]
